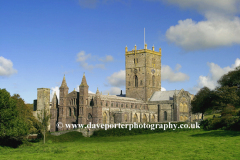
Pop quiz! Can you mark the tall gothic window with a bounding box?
[135,75,138,87]
[69,108,71,116]
[74,108,76,116]
[152,75,155,87]
[164,111,167,121]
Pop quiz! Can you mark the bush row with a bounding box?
[201,116,240,131]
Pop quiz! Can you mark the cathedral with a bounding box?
[33,44,200,132]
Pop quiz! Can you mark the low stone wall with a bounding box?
[50,128,101,137]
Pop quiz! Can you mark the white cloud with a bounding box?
[161,87,166,91]
[76,51,91,62]
[0,56,17,77]
[175,64,181,71]
[88,90,94,94]
[166,17,240,51]
[163,0,240,51]
[192,58,240,92]
[99,55,114,62]
[50,86,60,101]
[164,0,239,16]
[107,70,125,87]
[103,87,122,95]
[76,51,106,70]
[162,64,189,82]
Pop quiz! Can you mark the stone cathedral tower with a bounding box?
[125,44,162,101]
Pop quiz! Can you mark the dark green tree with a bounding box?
[213,86,240,109]
[218,66,240,88]
[218,66,240,105]
[0,89,30,141]
[191,87,213,119]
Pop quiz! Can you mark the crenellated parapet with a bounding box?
[125,44,162,56]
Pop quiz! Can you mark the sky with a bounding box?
[1,0,240,104]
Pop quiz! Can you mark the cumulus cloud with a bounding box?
[76,51,109,70]
[0,56,17,77]
[161,87,166,91]
[107,70,125,87]
[162,64,189,82]
[174,64,182,71]
[166,17,240,51]
[50,86,60,101]
[163,0,240,51]
[99,55,114,62]
[103,87,122,95]
[192,58,240,92]
[164,0,239,16]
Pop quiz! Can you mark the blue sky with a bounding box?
[1,0,240,104]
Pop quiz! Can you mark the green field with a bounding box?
[1,129,240,160]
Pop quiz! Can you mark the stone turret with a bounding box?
[50,92,58,132]
[78,73,89,124]
[58,75,69,130]
[59,75,69,106]
[93,88,102,124]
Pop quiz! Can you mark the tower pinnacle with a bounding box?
[80,73,88,87]
[60,74,68,88]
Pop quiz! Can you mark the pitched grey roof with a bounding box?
[149,90,180,101]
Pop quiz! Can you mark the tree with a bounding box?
[218,66,240,103]
[37,108,50,144]
[11,94,40,134]
[213,86,240,109]
[0,89,30,141]
[218,66,240,88]
[191,87,213,119]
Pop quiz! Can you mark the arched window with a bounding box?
[133,114,138,123]
[151,115,155,122]
[164,111,167,121]
[88,113,92,119]
[69,108,71,116]
[143,114,147,123]
[90,98,94,106]
[74,108,76,116]
[124,114,127,122]
[152,75,155,87]
[103,112,107,124]
[135,75,138,87]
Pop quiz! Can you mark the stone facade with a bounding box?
[33,44,201,132]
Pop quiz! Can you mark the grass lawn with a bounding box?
[0,129,240,160]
